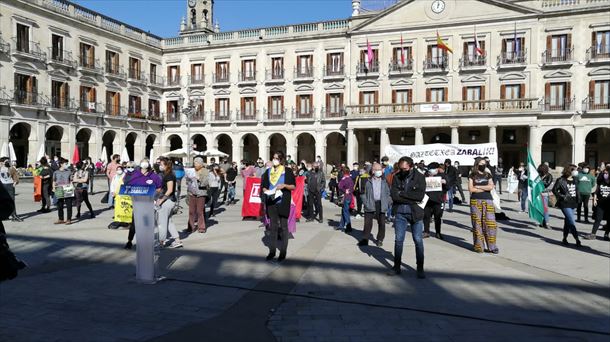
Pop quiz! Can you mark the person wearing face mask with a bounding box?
[261,151,296,262]
[105,154,120,206]
[423,163,448,240]
[390,157,427,278]
[328,165,339,204]
[72,161,95,220]
[538,163,554,229]
[186,157,209,233]
[0,158,21,222]
[337,166,354,232]
[586,165,610,240]
[468,158,499,254]
[516,162,529,213]
[207,165,221,217]
[52,159,75,225]
[359,163,390,247]
[156,157,182,248]
[254,159,266,178]
[576,165,595,223]
[552,165,582,247]
[443,159,458,212]
[306,162,325,223]
[353,166,370,218]
[225,162,238,205]
[453,161,466,203]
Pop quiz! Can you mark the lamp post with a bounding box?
[179,93,202,166]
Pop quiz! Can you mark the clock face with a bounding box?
[431,0,446,14]
[188,0,197,8]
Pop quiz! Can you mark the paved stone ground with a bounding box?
[0,178,608,341]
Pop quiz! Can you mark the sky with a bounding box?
[73,0,394,38]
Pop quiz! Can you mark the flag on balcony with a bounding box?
[367,38,374,68]
[474,26,484,56]
[514,22,520,56]
[400,34,406,64]
[436,31,453,53]
[527,149,545,225]
[72,145,80,164]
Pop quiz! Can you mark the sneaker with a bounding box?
[168,241,183,249]
[423,232,430,239]
[54,220,65,225]
[376,240,383,247]
[124,241,133,250]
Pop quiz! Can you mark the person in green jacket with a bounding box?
[577,165,596,223]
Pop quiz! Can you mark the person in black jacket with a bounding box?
[423,162,448,240]
[444,159,458,211]
[553,165,582,247]
[586,165,610,240]
[261,151,296,262]
[390,156,427,278]
[538,163,554,229]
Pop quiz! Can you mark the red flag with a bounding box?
[400,34,405,65]
[436,30,453,53]
[241,177,263,218]
[474,26,484,56]
[72,145,80,164]
[293,176,306,220]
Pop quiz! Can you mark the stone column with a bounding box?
[259,133,269,162]
[64,124,76,161]
[529,125,541,164]
[315,132,325,166]
[232,135,241,163]
[286,132,296,161]
[347,128,358,166]
[489,125,497,143]
[415,126,424,145]
[451,126,459,144]
[379,127,389,159]
[0,119,8,149]
[573,125,585,164]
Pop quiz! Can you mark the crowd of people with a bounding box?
[0,150,609,281]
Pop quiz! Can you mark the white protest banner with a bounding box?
[385,142,498,166]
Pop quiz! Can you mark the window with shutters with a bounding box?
[326,53,344,76]
[359,49,379,73]
[241,97,256,118]
[461,41,486,67]
[14,73,37,105]
[425,45,447,69]
[390,47,413,72]
[215,98,230,119]
[271,57,284,79]
[463,86,483,110]
[296,55,313,78]
[215,62,229,83]
[79,86,96,112]
[296,95,313,117]
[360,91,378,113]
[592,80,610,109]
[79,43,95,68]
[392,89,412,112]
[106,91,121,116]
[51,80,69,109]
[129,57,141,80]
[150,63,158,84]
[429,88,445,103]
[269,96,284,117]
[105,50,120,74]
[128,95,142,116]
[501,38,526,64]
[546,82,571,110]
[16,24,29,53]
[167,65,180,85]
[190,63,204,84]
[501,84,526,109]
[593,31,610,58]
[148,99,160,117]
[51,34,64,62]
[241,60,255,81]
[326,93,343,116]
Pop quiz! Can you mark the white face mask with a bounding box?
[272,159,280,166]
[126,167,134,173]
[373,170,383,177]
[429,169,438,176]
[571,170,579,177]
[116,170,123,175]
[583,168,589,174]
[159,165,166,172]
[140,162,149,170]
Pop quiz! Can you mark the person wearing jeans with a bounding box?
[337,168,354,232]
[576,166,595,223]
[207,166,221,217]
[443,159,458,211]
[53,159,74,225]
[553,165,582,247]
[516,163,528,212]
[157,157,182,248]
[390,157,426,279]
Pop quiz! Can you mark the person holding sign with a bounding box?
[468,157,499,254]
[390,157,427,278]
[53,159,75,225]
[261,151,296,262]
[423,162,448,240]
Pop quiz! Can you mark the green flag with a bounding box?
[527,150,545,224]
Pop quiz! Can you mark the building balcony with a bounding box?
[128,69,147,85]
[292,107,316,121]
[459,54,487,71]
[497,50,527,68]
[0,36,9,54]
[78,101,104,114]
[236,109,258,122]
[49,96,77,111]
[188,74,206,87]
[321,107,346,119]
[212,73,231,86]
[165,111,181,123]
[238,72,257,86]
[211,111,232,123]
[323,65,345,80]
[105,104,127,117]
[47,49,76,69]
[265,69,285,84]
[294,67,315,82]
[105,64,127,80]
[78,57,104,74]
[345,98,540,118]
[12,90,48,107]
[356,62,380,77]
[266,109,286,121]
[540,97,574,112]
[586,45,610,64]
[148,112,163,122]
[389,60,414,76]
[164,76,182,88]
[11,38,46,62]
[127,109,147,120]
[188,111,206,122]
[583,97,610,112]
[423,57,448,73]
[149,74,165,88]
[541,48,574,66]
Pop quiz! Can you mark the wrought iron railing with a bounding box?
[389,59,414,73]
[356,61,380,74]
[346,99,540,116]
[498,50,527,65]
[459,54,486,68]
[324,65,345,77]
[542,48,573,64]
[583,96,610,111]
[586,45,610,61]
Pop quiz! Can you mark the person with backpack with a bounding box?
[173,160,185,204]
[353,167,370,218]
[0,158,22,222]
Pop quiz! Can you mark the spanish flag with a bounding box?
[436,30,453,54]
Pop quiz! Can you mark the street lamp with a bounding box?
[179,93,202,166]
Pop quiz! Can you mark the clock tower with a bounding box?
[182,0,214,33]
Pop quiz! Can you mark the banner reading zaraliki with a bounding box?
[384,142,498,166]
